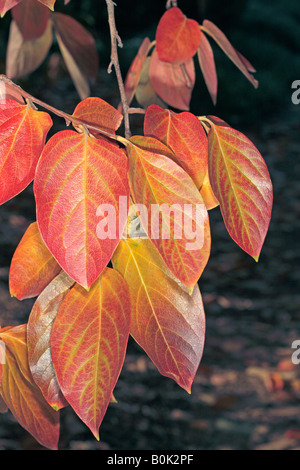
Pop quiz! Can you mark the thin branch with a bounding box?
[105,0,131,139]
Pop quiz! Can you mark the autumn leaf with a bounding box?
[0,324,60,449]
[12,0,50,40]
[144,104,208,189]
[199,170,219,211]
[149,48,195,111]
[197,31,218,105]
[9,222,61,300]
[73,97,123,137]
[135,56,167,110]
[208,123,273,260]
[51,268,131,439]
[156,7,201,64]
[27,272,74,410]
[34,130,129,289]
[113,238,206,392]
[0,99,52,205]
[126,137,211,290]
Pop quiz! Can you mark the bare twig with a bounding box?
[105,0,131,139]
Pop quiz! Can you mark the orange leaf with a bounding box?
[144,104,208,189]
[208,123,273,259]
[199,170,219,211]
[201,20,258,88]
[156,7,201,64]
[127,137,211,290]
[27,272,74,410]
[0,99,52,205]
[34,130,129,289]
[0,0,22,17]
[0,324,59,449]
[149,48,195,110]
[197,31,218,105]
[73,97,123,137]
[51,268,131,439]
[9,222,61,300]
[113,238,206,392]
[12,0,50,40]
[6,19,53,80]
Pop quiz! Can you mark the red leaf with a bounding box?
[197,31,218,105]
[0,324,59,449]
[156,7,201,64]
[0,0,22,17]
[34,130,129,289]
[0,100,52,205]
[9,222,61,300]
[12,0,50,40]
[144,104,208,189]
[113,238,206,392]
[121,37,151,111]
[201,20,258,88]
[6,19,53,79]
[51,268,130,439]
[52,12,98,98]
[73,97,123,137]
[27,272,74,410]
[208,124,273,259]
[149,48,195,110]
[127,137,211,290]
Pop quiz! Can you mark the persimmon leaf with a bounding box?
[149,48,195,111]
[73,97,123,137]
[135,56,167,110]
[27,272,74,410]
[197,31,218,105]
[208,123,273,259]
[6,19,52,79]
[0,99,52,205]
[51,268,131,439]
[144,104,208,189]
[126,137,211,290]
[9,222,61,300]
[112,238,206,392]
[12,0,50,40]
[0,324,60,450]
[199,170,219,211]
[34,130,129,289]
[156,7,201,64]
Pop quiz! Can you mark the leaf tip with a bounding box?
[253,254,260,262]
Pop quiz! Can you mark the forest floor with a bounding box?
[0,72,299,450]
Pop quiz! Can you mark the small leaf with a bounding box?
[144,104,208,189]
[73,97,123,137]
[51,268,131,439]
[6,19,53,79]
[113,238,206,392]
[0,99,52,205]
[156,7,201,64]
[12,0,50,40]
[135,57,167,110]
[27,272,74,410]
[201,20,258,88]
[34,130,129,289]
[0,0,22,17]
[0,324,60,449]
[127,138,211,289]
[197,31,218,105]
[149,48,195,111]
[9,222,61,300]
[208,123,273,259]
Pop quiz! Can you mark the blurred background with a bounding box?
[0,0,300,450]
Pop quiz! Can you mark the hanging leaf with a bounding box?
[73,97,123,137]
[113,238,206,392]
[0,99,52,205]
[51,268,130,439]
[144,104,208,189]
[0,0,22,17]
[34,130,129,289]
[12,0,50,40]
[27,272,74,410]
[156,7,201,64]
[208,123,273,260]
[149,48,195,111]
[0,324,60,450]
[201,20,258,88]
[6,19,53,79]
[126,138,211,290]
[197,31,218,105]
[135,56,167,110]
[9,222,61,300]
